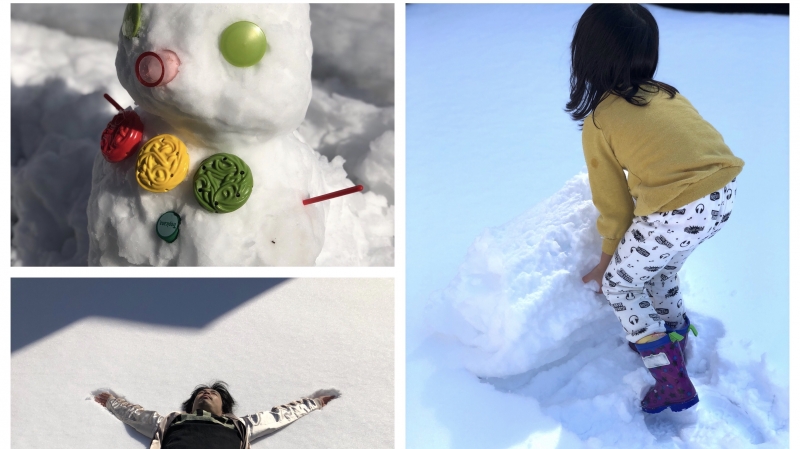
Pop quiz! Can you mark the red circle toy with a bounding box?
[135,51,165,88]
[100,93,144,163]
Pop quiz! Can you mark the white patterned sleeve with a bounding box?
[243,397,322,442]
[105,397,164,439]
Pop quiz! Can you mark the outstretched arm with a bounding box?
[244,395,337,442]
[94,392,164,439]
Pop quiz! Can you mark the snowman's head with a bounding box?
[115,4,313,146]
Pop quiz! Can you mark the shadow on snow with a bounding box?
[11,278,288,352]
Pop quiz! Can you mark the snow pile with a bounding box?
[427,173,604,377]
[11,278,394,449]
[10,21,132,266]
[300,86,395,204]
[10,4,394,266]
[424,173,788,447]
[304,85,395,266]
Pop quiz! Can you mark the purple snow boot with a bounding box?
[627,316,697,354]
[634,332,699,413]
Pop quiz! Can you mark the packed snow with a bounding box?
[11,278,394,449]
[10,4,394,266]
[407,4,788,448]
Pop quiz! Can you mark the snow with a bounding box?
[418,174,787,447]
[10,4,395,106]
[11,278,394,449]
[426,175,606,378]
[407,4,788,448]
[10,4,394,266]
[309,4,394,106]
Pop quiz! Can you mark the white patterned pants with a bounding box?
[602,178,737,342]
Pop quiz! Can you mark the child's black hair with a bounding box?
[182,381,236,414]
[565,4,678,126]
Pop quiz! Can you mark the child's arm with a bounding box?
[582,117,634,255]
[95,392,164,438]
[242,397,324,442]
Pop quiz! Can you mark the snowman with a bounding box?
[88,4,366,266]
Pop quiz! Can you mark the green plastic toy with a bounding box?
[219,21,269,67]
[193,153,253,213]
[156,211,181,243]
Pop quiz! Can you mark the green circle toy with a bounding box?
[122,4,142,38]
[193,153,253,213]
[156,211,181,243]
[219,21,269,67]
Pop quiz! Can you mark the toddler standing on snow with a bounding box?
[569,4,743,413]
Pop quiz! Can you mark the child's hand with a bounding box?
[582,252,613,293]
[582,267,604,293]
[94,392,115,407]
[317,395,337,408]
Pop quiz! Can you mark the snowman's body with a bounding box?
[88,4,351,266]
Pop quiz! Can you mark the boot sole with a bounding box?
[643,395,699,414]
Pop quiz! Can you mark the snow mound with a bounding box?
[427,173,605,377]
[299,86,395,204]
[427,173,787,446]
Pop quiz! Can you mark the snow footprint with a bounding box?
[680,390,766,445]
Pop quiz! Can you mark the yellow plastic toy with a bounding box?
[135,134,189,193]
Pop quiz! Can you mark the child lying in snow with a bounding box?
[94,381,337,449]
[568,4,743,414]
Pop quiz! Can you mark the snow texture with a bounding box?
[427,174,605,378]
[407,4,788,449]
[11,278,394,449]
[309,4,394,106]
[10,4,394,266]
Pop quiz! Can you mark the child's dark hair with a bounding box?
[182,381,236,414]
[565,4,678,125]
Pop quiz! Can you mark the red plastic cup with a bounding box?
[135,50,180,88]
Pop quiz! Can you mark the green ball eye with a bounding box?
[219,21,269,68]
[122,4,142,38]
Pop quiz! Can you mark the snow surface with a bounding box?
[407,4,788,448]
[309,4,394,106]
[10,4,394,266]
[11,278,394,449]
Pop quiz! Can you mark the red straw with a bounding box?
[303,185,363,205]
[103,93,124,112]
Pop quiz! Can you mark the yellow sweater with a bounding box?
[582,87,744,255]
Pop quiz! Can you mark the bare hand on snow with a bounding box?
[94,392,114,407]
[582,252,613,293]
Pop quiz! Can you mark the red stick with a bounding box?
[303,185,363,205]
[103,93,124,112]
